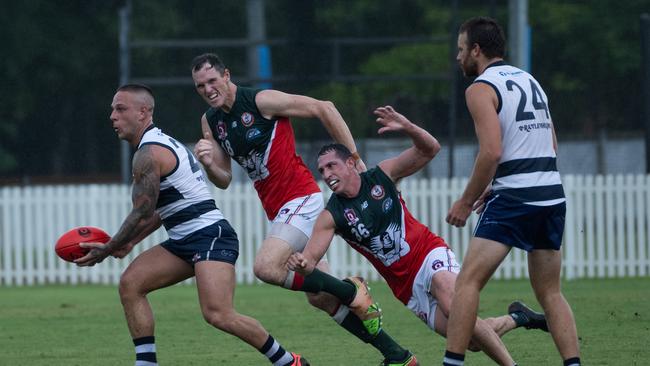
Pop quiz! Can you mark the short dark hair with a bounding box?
[116,83,155,110]
[318,143,352,161]
[116,83,154,97]
[191,53,227,74]
[459,16,506,58]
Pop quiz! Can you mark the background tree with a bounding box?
[0,0,646,182]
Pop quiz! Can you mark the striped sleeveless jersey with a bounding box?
[138,126,224,240]
[475,61,565,206]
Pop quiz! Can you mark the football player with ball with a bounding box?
[74,84,308,366]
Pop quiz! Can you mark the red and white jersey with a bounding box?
[327,167,448,304]
[205,86,320,219]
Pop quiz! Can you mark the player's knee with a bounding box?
[307,292,339,313]
[202,308,236,332]
[535,290,564,311]
[253,259,283,285]
[118,272,144,301]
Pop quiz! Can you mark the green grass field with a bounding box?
[1,278,648,365]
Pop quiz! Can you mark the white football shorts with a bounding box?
[268,193,324,252]
[406,247,460,330]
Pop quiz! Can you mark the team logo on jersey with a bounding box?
[216,120,227,140]
[432,259,444,270]
[241,112,255,127]
[382,197,393,212]
[344,208,359,226]
[192,253,202,263]
[246,128,261,141]
[370,185,385,200]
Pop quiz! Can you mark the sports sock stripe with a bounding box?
[136,353,157,362]
[331,304,350,324]
[135,361,158,366]
[135,344,156,354]
[443,350,465,366]
[133,336,157,366]
[133,336,155,346]
[564,357,581,366]
[259,335,294,366]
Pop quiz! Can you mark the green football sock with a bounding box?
[337,308,408,361]
[298,269,356,304]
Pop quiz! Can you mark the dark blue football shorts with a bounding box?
[161,219,239,266]
[473,192,566,252]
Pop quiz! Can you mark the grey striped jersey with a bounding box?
[474,61,565,206]
[138,126,224,240]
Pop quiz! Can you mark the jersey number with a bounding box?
[168,137,201,173]
[505,79,550,121]
[223,140,235,156]
[351,223,370,242]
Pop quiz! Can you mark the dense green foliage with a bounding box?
[0,278,648,364]
[1,1,648,180]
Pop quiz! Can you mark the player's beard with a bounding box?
[460,57,479,78]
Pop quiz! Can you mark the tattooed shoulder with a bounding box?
[131,146,161,209]
[132,145,159,181]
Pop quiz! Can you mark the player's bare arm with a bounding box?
[111,213,162,258]
[374,105,441,182]
[75,145,165,266]
[194,114,232,189]
[446,82,502,227]
[551,119,559,153]
[256,89,366,171]
[287,210,337,275]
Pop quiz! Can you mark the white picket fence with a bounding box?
[1,174,649,286]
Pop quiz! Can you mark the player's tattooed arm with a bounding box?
[107,145,162,252]
[76,146,163,266]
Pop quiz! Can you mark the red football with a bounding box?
[55,226,111,262]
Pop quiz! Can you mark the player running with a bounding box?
[76,84,308,366]
[191,53,417,365]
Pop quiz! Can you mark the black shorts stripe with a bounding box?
[162,200,217,230]
[495,157,558,178]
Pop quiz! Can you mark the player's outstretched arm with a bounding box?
[287,210,336,275]
[375,105,441,182]
[195,114,232,189]
[76,145,165,266]
[255,89,366,171]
